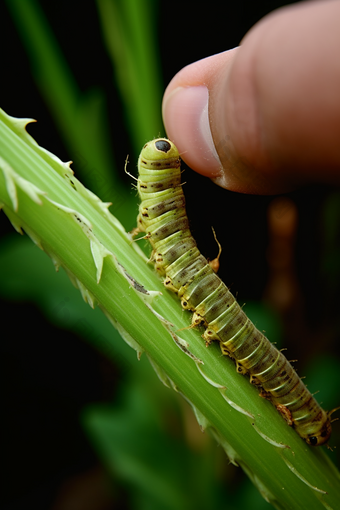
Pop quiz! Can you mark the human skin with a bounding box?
[162,0,340,195]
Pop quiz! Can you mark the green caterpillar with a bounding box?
[135,138,335,446]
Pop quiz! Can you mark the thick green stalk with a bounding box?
[0,108,339,510]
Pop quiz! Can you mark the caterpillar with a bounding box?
[134,138,335,446]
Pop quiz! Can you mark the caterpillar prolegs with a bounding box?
[135,138,334,446]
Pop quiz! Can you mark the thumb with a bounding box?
[162,1,340,195]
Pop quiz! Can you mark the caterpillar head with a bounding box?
[140,138,180,162]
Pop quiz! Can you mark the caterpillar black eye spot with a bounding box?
[155,139,171,153]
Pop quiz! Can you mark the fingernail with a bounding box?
[162,86,221,177]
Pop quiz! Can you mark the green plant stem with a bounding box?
[0,108,340,510]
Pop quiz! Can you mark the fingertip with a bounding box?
[162,50,239,178]
[162,85,221,177]
[162,47,277,194]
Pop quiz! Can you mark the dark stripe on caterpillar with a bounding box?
[135,138,335,446]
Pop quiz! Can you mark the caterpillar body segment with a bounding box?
[135,138,333,446]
